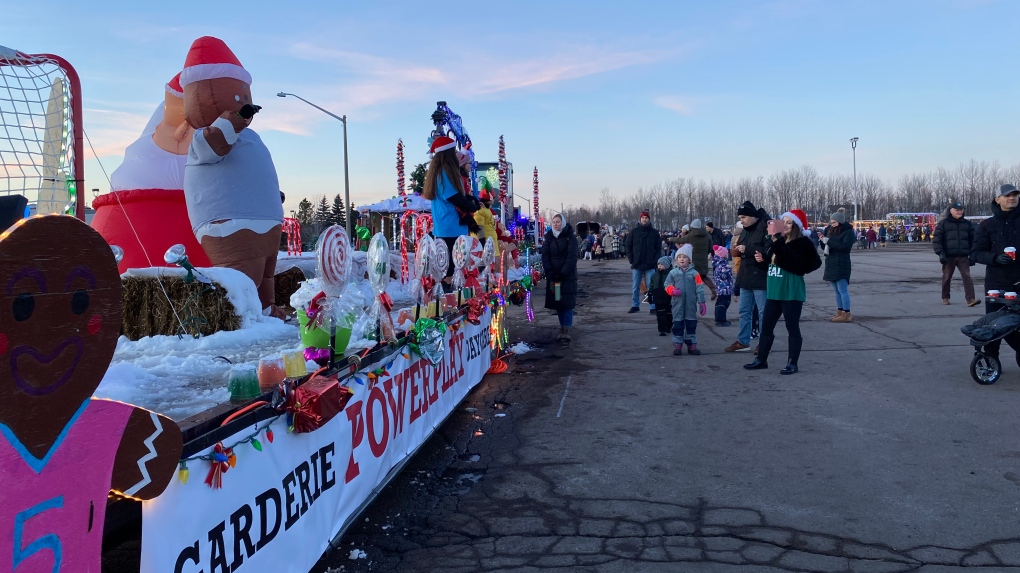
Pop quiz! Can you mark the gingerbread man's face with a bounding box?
[0,216,122,456]
[183,76,252,129]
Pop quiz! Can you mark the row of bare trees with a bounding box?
[563,160,1020,231]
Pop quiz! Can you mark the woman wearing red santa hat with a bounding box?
[422,136,480,289]
[744,208,821,375]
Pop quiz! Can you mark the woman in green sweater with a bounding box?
[744,209,821,375]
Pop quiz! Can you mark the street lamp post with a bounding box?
[850,137,859,223]
[278,92,352,236]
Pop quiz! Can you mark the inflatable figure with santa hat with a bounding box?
[180,36,286,319]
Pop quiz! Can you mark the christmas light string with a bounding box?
[177,415,282,488]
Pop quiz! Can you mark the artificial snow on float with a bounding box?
[94,251,424,421]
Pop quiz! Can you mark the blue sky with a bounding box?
[5,0,1019,216]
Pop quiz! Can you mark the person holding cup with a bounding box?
[972,184,1020,360]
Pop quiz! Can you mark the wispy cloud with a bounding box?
[83,108,154,158]
[654,95,695,115]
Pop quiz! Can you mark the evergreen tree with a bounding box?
[409,163,427,195]
[313,195,330,232]
[330,194,346,228]
[296,198,315,248]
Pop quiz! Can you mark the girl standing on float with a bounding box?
[421,136,479,290]
[743,209,821,375]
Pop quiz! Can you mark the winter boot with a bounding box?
[557,326,566,341]
[561,327,572,342]
[673,343,683,356]
[686,343,701,356]
[830,310,847,322]
[832,311,852,323]
[829,309,844,320]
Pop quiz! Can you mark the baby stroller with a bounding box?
[961,297,1020,384]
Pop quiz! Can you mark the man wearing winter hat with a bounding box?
[726,201,770,353]
[705,218,726,248]
[933,201,978,306]
[973,184,1020,361]
[626,210,660,313]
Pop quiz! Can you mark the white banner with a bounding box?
[141,310,491,573]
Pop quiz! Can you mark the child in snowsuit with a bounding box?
[649,256,674,336]
[666,244,707,355]
[712,245,734,327]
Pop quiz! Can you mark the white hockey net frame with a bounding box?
[0,46,84,220]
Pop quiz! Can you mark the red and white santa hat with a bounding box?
[781,209,811,236]
[165,72,184,98]
[429,135,457,155]
[178,36,252,88]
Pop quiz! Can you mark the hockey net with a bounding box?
[0,45,83,219]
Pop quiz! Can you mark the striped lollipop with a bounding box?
[316,225,352,296]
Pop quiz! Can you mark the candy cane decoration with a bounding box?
[533,167,540,224]
[399,211,418,284]
[282,217,302,256]
[497,135,508,203]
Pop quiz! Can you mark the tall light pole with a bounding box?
[277,92,352,236]
[850,137,859,223]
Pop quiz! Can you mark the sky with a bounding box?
[4,0,1019,217]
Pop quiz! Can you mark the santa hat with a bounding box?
[179,36,252,88]
[781,209,811,235]
[165,72,183,98]
[429,135,457,155]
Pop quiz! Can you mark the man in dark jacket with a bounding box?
[972,184,1020,359]
[726,201,770,353]
[934,202,978,306]
[626,210,660,313]
[706,219,726,248]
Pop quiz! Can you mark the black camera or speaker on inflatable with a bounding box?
[0,194,29,231]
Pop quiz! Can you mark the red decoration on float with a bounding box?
[282,217,302,256]
[396,139,406,196]
[497,135,508,203]
[533,167,540,223]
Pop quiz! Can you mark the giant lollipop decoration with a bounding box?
[412,236,433,307]
[430,236,449,310]
[366,232,395,341]
[481,237,496,289]
[314,225,354,365]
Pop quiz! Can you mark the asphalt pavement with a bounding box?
[317,243,1020,573]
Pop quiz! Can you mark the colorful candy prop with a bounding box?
[498,135,508,203]
[396,138,406,196]
[282,217,302,256]
[409,317,446,366]
[533,166,540,223]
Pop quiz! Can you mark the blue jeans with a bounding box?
[558,309,573,327]
[672,319,698,345]
[738,289,768,345]
[631,268,656,309]
[831,279,850,311]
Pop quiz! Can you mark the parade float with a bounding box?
[0,40,543,573]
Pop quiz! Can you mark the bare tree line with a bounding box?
[563,160,1020,231]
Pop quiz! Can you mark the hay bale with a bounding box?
[275,266,305,310]
[121,275,242,340]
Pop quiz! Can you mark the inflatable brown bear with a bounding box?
[180,36,286,318]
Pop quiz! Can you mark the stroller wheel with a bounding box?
[971,354,1001,385]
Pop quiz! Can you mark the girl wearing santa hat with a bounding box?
[422,136,480,287]
[743,209,821,375]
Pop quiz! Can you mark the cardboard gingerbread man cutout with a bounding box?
[0,215,183,572]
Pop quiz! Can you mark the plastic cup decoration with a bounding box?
[367,232,395,340]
